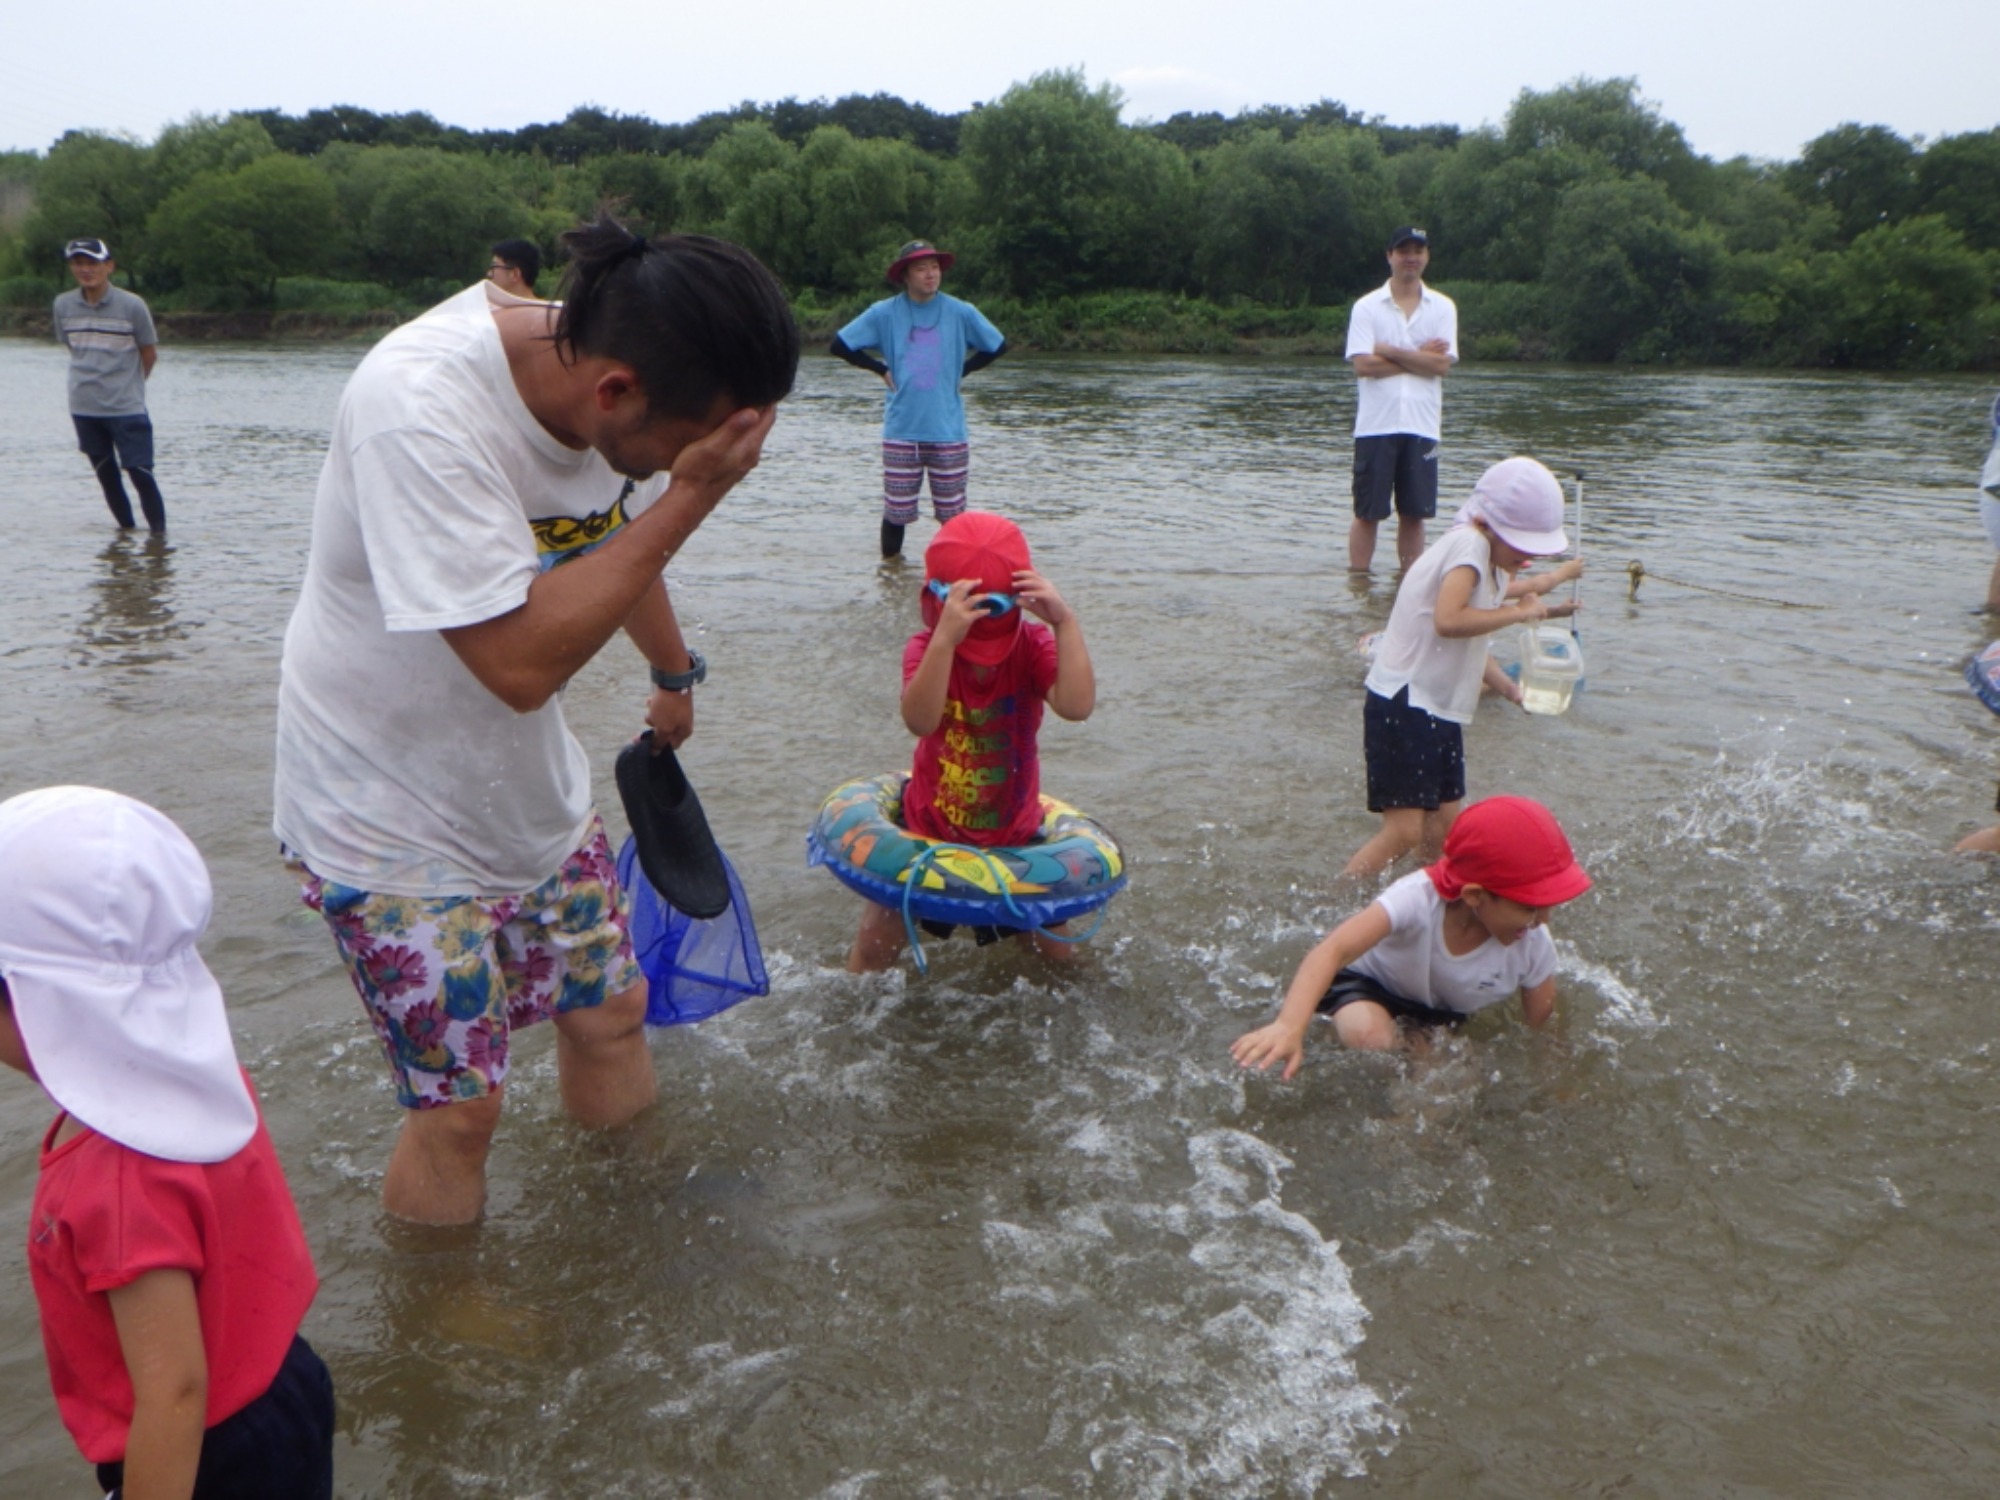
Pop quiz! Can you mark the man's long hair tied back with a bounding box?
[552,214,801,420]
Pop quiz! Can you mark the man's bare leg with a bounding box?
[553,983,657,1129]
[1348,516,1380,572]
[383,1092,504,1225]
[1397,516,1426,571]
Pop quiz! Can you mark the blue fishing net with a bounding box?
[616,836,768,1027]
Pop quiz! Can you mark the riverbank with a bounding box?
[0,291,1356,356]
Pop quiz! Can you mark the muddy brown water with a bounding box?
[3,337,1998,1497]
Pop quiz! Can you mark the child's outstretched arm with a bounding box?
[108,1268,206,1500]
[1504,558,1584,599]
[1015,570,1095,721]
[1433,564,1577,640]
[1230,903,1393,1080]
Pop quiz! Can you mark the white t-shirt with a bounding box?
[1364,523,1507,723]
[1352,871,1558,1015]
[1345,281,1458,440]
[273,283,666,895]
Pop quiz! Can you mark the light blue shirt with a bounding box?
[837,292,1004,443]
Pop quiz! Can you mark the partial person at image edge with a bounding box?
[0,787,333,1500]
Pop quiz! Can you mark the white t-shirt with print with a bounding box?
[274,283,666,896]
[1351,871,1558,1015]
[1364,523,1508,724]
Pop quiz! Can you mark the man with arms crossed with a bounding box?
[274,217,799,1224]
[1346,227,1458,573]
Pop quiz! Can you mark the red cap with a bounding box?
[922,511,1030,666]
[1425,796,1592,907]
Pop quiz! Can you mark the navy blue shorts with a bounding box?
[73,413,156,472]
[1317,967,1466,1028]
[1351,433,1439,522]
[1363,686,1465,813]
[98,1334,333,1500]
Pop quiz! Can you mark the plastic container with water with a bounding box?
[1518,624,1583,715]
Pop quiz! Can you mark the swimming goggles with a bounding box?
[926,578,1019,617]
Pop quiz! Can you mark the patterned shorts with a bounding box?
[289,817,643,1109]
[882,439,970,524]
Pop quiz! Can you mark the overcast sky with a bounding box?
[6,0,1995,163]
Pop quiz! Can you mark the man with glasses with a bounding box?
[487,238,543,300]
[53,238,167,534]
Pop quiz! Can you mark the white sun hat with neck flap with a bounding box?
[0,786,256,1164]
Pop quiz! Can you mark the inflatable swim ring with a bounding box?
[807,772,1127,934]
[1969,640,2000,717]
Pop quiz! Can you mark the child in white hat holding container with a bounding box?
[1344,456,1580,878]
[0,786,332,1500]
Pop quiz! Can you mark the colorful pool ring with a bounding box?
[807,773,1127,930]
[1971,640,2000,717]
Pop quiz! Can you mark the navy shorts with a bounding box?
[1352,433,1439,522]
[97,1334,334,1500]
[73,413,156,472]
[1317,967,1466,1028]
[1363,686,1465,813]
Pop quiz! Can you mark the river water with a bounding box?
[2,334,1998,1498]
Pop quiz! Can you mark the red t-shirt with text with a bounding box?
[901,623,1060,847]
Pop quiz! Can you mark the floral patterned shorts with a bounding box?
[289,817,643,1109]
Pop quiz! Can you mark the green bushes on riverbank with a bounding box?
[4,75,1996,368]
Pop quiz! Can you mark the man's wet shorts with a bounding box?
[1351,433,1439,521]
[287,815,642,1108]
[1363,686,1466,812]
[1317,968,1466,1029]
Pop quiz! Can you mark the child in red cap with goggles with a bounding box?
[848,511,1097,971]
[1232,796,1591,1073]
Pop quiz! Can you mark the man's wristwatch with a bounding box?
[649,650,706,693]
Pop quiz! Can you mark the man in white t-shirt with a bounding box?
[1344,227,1458,573]
[274,219,800,1224]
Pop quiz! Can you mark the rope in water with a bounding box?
[1624,560,1828,610]
[899,842,1108,975]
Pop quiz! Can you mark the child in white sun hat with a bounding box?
[0,786,332,1500]
[1344,456,1581,879]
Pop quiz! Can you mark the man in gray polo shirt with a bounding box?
[53,238,167,533]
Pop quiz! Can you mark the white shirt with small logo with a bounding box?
[1352,871,1557,1015]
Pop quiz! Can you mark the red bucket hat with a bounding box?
[886,239,955,285]
[1425,796,1592,908]
[922,511,1030,666]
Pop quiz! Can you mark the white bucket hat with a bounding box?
[0,787,255,1164]
[1458,457,1572,556]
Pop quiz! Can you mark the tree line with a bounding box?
[1,71,1995,368]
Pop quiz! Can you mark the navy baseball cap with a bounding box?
[1386,226,1429,250]
[64,238,111,261]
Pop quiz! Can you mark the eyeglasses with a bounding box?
[927,579,1018,617]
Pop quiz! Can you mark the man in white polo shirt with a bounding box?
[1345,226,1458,572]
